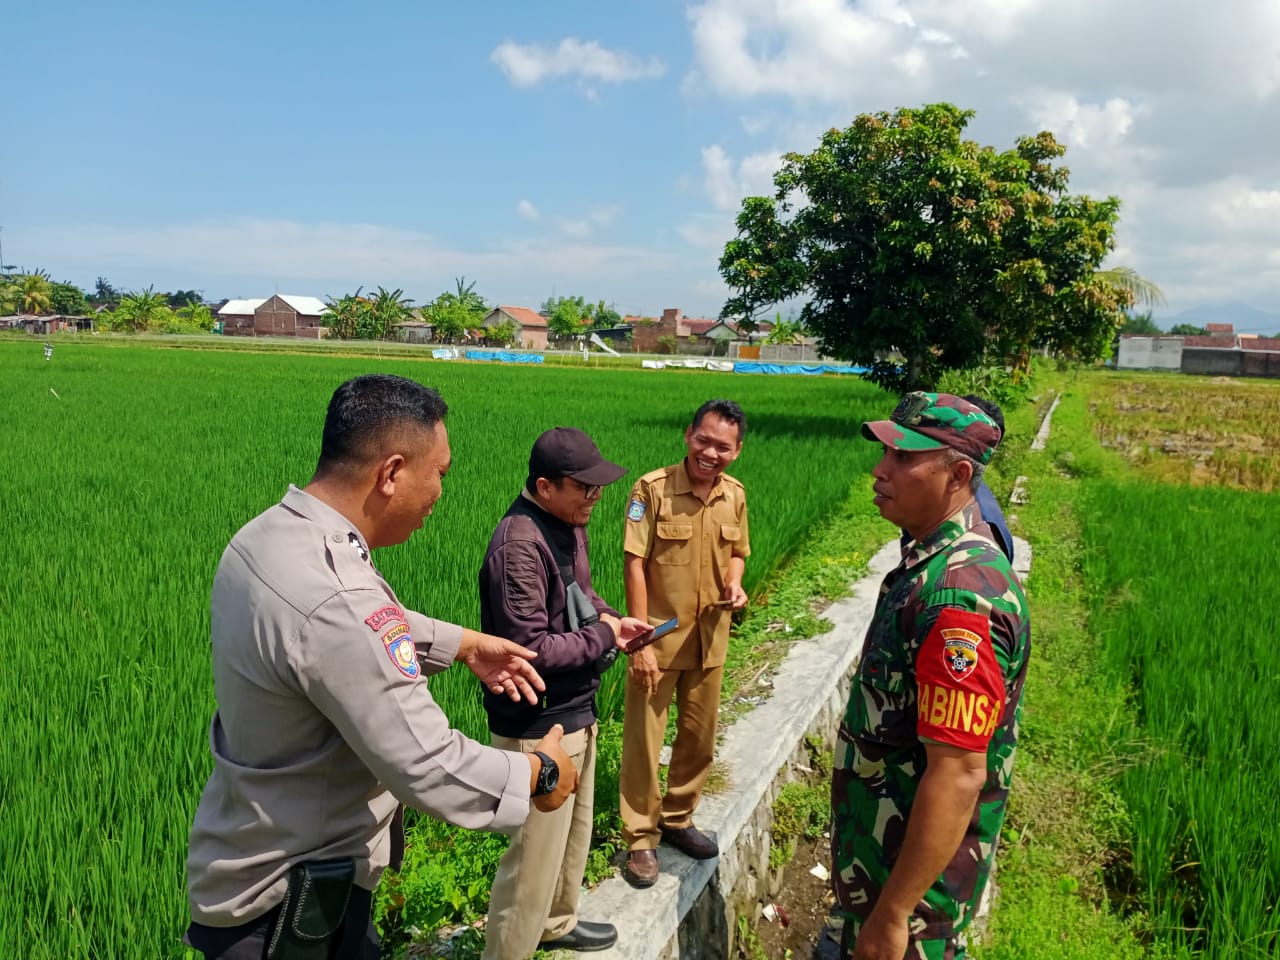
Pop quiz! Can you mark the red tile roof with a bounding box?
[496,305,547,328]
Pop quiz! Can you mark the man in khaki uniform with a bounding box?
[619,399,750,887]
[185,375,578,960]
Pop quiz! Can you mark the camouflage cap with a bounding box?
[861,392,1002,464]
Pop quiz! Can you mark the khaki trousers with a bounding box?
[619,663,724,849]
[483,724,596,960]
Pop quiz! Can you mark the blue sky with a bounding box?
[7,1,1280,327]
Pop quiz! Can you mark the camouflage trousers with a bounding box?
[840,918,965,959]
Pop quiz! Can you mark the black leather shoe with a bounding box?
[540,921,618,952]
[660,823,719,860]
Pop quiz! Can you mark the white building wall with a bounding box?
[1118,336,1183,370]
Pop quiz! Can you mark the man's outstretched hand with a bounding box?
[457,629,545,704]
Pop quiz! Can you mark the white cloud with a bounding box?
[555,203,624,238]
[677,213,736,250]
[491,38,665,88]
[1019,92,1137,151]
[701,145,781,213]
[516,199,539,221]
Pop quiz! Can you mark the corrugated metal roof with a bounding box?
[217,298,265,316]
[277,295,328,316]
[217,295,328,316]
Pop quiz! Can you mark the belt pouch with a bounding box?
[266,859,357,960]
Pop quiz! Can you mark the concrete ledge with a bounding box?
[578,533,1032,960]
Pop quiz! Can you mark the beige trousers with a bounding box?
[619,663,724,850]
[482,724,596,960]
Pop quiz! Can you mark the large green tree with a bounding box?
[542,295,589,339]
[719,103,1131,391]
[166,289,203,308]
[423,280,488,343]
[1121,311,1162,335]
[50,282,90,316]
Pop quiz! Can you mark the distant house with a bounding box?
[481,305,548,350]
[392,320,433,344]
[701,321,739,342]
[8,314,95,335]
[1205,322,1234,334]
[217,295,329,337]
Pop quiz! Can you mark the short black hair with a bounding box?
[316,374,448,475]
[691,399,746,441]
[961,394,1005,437]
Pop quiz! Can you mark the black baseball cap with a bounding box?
[529,427,626,487]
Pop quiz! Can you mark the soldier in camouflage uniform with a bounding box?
[832,392,1031,960]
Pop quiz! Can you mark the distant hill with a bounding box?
[1159,301,1280,334]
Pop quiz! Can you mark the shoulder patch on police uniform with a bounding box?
[627,500,647,522]
[365,605,405,632]
[382,623,420,678]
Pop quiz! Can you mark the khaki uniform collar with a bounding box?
[673,457,727,503]
[901,499,981,569]
[281,484,372,557]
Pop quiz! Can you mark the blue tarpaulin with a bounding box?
[732,362,867,376]
[464,351,545,364]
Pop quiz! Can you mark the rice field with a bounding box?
[1078,375,1280,959]
[0,341,887,959]
[1090,374,1280,492]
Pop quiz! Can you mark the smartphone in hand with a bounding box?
[629,617,678,652]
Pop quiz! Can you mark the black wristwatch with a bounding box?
[532,750,560,796]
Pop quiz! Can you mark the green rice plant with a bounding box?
[1081,481,1280,959]
[0,341,888,959]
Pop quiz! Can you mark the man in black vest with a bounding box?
[478,427,653,959]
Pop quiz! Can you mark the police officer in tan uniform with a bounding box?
[619,399,750,887]
[185,374,578,960]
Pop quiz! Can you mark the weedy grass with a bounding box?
[0,340,887,960]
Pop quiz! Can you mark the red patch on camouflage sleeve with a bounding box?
[915,608,1004,752]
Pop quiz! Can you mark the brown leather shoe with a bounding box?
[660,824,719,860]
[624,849,659,888]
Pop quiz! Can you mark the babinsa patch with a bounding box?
[941,626,981,679]
[365,605,405,631]
[382,623,419,678]
[627,500,646,522]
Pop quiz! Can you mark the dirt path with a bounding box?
[753,835,840,960]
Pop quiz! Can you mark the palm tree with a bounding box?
[111,287,171,332]
[18,274,53,315]
[367,287,415,339]
[1096,266,1165,309]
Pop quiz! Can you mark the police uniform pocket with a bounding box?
[654,521,694,565]
[719,524,741,545]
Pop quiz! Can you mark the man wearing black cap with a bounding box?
[479,428,653,960]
